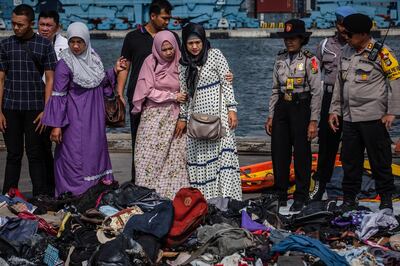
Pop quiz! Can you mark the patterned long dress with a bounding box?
[134,100,189,199]
[179,48,242,200]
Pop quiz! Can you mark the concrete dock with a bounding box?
[0,137,270,196]
[1,133,400,215]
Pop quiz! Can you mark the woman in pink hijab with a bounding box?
[132,30,189,198]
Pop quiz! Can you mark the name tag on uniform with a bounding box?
[286,78,294,90]
[361,74,368,81]
[297,63,304,71]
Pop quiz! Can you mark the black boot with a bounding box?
[277,192,288,207]
[289,201,305,213]
[340,196,358,213]
[310,179,326,201]
[379,194,393,210]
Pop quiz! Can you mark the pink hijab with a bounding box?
[132,30,181,117]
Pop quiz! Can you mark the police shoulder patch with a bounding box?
[302,49,314,58]
[379,47,400,81]
[310,57,319,74]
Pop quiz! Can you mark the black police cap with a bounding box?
[343,13,372,34]
[276,19,312,38]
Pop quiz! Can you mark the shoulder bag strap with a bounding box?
[22,41,44,75]
[190,66,202,110]
[191,66,222,117]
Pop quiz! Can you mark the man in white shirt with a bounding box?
[37,10,68,196]
[38,10,68,60]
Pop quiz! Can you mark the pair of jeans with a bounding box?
[2,109,52,196]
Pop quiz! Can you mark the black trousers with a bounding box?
[129,102,141,184]
[341,120,394,199]
[2,109,50,196]
[41,128,55,196]
[314,91,342,183]
[271,97,312,202]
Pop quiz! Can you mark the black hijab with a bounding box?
[180,23,211,96]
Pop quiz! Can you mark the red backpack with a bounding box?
[166,187,208,247]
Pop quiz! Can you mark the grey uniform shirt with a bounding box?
[316,34,346,86]
[329,38,400,122]
[268,49,322,121]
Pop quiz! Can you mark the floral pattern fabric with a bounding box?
[135,105,189,199]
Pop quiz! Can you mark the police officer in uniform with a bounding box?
[310,6,356,200]
[329,14,400,211]
[265,19,322,212]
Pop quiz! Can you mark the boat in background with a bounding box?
[241,154,400,193]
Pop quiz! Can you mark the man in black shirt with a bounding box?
[119,0,233,183]
[0,4,57,196]
[118,0,175,182]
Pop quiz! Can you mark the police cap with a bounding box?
[343,13,372,34]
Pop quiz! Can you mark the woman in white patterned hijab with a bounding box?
[60,22,105,88]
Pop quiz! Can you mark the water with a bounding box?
[4,36,400,137]
[95,36,400,137]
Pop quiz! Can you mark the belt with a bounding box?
[324,84,334,93]
[279,91,310,102]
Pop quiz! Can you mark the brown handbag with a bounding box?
[187,68,225,141]
[105,93,126,128]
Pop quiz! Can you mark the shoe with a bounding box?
[289,201,305,213]
[309,180,326,201]
[340,199,358,213]
[277,192,288,207]
[379,194,393,210]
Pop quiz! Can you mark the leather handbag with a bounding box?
[187,68,225,140]
[105,93,126,128]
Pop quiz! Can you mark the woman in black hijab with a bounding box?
[175,22,242,201]
[179,22,210,97]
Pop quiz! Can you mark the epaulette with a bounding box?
[277,49,287,55]
[302,49,314,58]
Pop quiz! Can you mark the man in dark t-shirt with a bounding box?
[0,4,57,196]
[117,0,177,182]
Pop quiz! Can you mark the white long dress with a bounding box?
[179,48,242,201]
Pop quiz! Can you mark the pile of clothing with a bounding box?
[0,182,400,266]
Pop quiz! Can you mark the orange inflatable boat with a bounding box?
[240,154,341,193]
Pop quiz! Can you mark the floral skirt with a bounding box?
[134,105,189,199]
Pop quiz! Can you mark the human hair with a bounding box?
[13,4,35,22]
[149,0,173,16]
[302,36,310,46]
[38,10,60,25]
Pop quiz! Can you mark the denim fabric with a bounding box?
[99,205,119,216]
[0,195,35,212]
[271,235,349,266]
[123,200,173,239]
